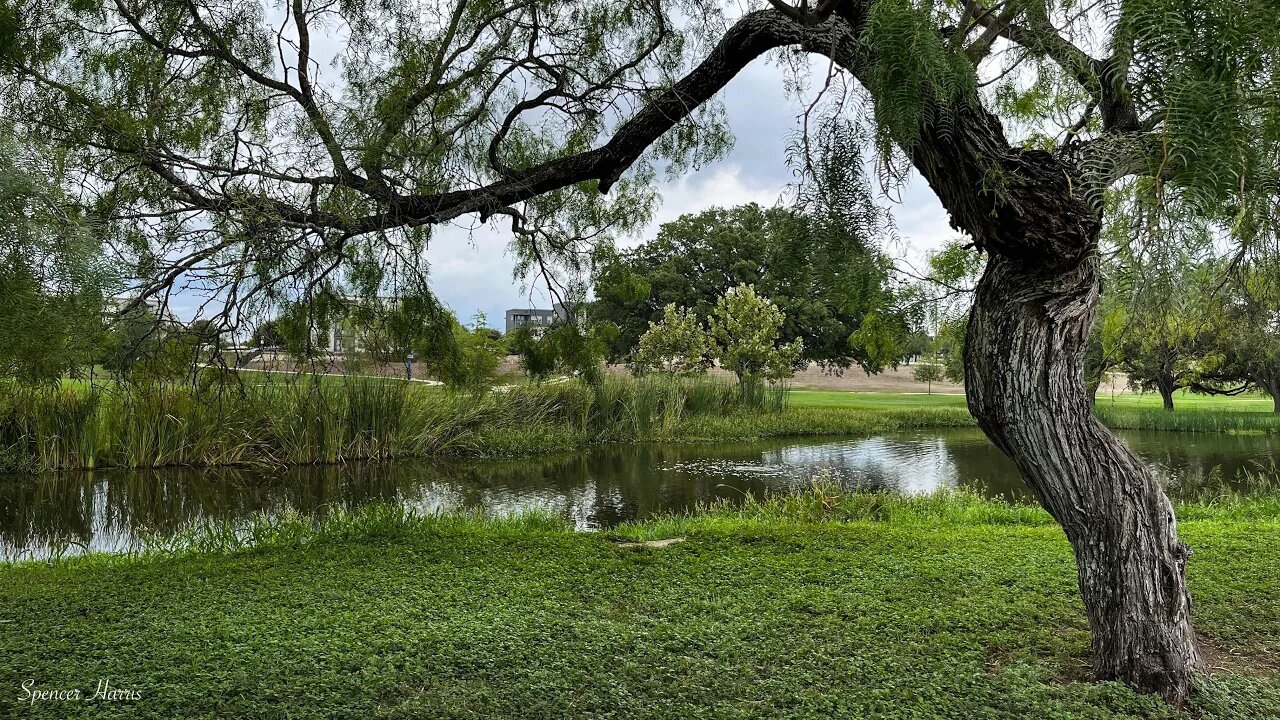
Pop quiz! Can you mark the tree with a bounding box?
[632,303,712,377]
[0,130,113,384]
[1100,188,1219,411]
[1195,255,1280,412]
[249,320,285,349]
[913,360,944,394]
[433,324,504,391]
[592,203,902,370]
[511,322,612,386]
[8,0,1279,699]
[708,284,803,390]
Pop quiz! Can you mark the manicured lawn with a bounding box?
[790,388,1278,412]
[790,389,969,408]
[2,498,1278,719]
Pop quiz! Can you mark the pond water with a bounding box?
[2,427,1277,559]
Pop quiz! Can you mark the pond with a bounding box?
[2,427,1276,559]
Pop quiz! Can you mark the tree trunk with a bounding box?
[965,252,1198,705]
[1261,377,1280,414]
[1156,372,1176,411]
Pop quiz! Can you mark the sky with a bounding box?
[422,54,956,329]
[163,7,959,329]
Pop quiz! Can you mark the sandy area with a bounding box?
[243,351,1131,396]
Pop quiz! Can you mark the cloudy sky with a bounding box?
[425,53,956,328]
[159,10,959,329]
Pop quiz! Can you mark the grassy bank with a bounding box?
[791,390,1280,435]
[2,491,1277,719]
[0,377,978,472]
[5,377,1280,473]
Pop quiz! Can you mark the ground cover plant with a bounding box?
[1,489,1277,720]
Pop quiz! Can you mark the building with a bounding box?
[105,294,183,326]
[505,303,574,334]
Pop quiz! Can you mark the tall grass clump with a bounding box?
[2,372,971,472]
[0,383,100,470]
[1093,405,1280,434]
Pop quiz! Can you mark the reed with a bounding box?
[0,373,804,471]
[9,372,1272,474]
[1093,405,1280,434]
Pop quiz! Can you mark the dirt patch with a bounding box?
[1197,634,1280,677]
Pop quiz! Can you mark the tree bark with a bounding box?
[1157,379,1176,412]
[965,251,1198,705]
[1265,380,1280,414]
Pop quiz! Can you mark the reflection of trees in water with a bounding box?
[0,444,803,555]
[0,464,420,556]
[3,431,1276,556]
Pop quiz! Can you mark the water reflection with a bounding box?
[1,428,1275,559]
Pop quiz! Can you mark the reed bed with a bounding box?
[0,374,809,472]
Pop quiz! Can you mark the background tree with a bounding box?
[708,284,803,391]
[1195,255,1280,412]
[905,239,983,385]
[512,322,612,386]
[912,359,944,394]
[1101,185,1220,411]
[7,0,1280,699]
[0,130,113,384]
[592,203,903,371]
[432,323,505,391]
[632,303,712,377]
[249,320,285,349]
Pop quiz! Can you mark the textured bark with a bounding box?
[1264,379,1280,414]
[965,250,1198,705]
[1156,374,1176,412]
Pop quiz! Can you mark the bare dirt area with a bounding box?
[239,352,1132,397]
[604,361,968,393]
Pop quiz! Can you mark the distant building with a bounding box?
[105,294,182,326]
[505,303,574,335]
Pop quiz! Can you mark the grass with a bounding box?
[4,377,1279,474]
[790,389,1280,435]
[0,376,879,472]
[1,489,1277,719]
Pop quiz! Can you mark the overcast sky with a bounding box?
[424,55,956,329]
[161,12,958,329]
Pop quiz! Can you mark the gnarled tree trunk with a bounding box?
[1259,375,1280,414]
[810,4,1200,699]
[965,250,1198,705]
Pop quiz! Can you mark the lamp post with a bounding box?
[406,352,414,381]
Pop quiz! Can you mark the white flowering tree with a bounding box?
[633,303,712,377]
[709,284,803,389]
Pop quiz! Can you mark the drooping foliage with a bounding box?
[0,129,114,384]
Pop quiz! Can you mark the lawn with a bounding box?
[789,388,1279,412]
[1,495,1277,720]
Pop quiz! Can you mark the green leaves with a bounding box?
[634,303,712,377]
[708,284,805,385]
[1124,0,1280,210]
[862,0,976,151]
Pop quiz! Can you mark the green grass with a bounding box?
[790,388,1278,412]
[1,491,1277,719]
[789,389,1280,435]
[5,379,1279,473]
